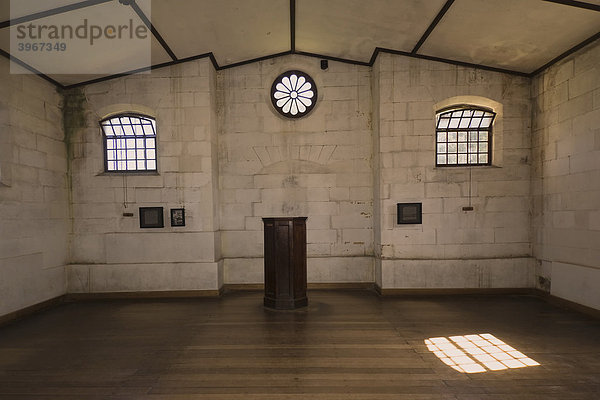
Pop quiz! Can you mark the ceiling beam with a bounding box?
[0,49,64,88]
[411,0,455,54]
[0,0,112,29]
[542,0,600,12]
[295,51,370,66]
[368,48,381,66]
[64,44,533,90]
[129,1,178,61]
[0,0,101,90]
[63,52,219,89]
[290,0,296,52]
[377,47,530,77]
[218,51,292,71]
[208,53,219,71]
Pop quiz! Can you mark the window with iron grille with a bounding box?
[435,106,495,167]
[100,114,157,172]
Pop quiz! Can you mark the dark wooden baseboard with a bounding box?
[64,289,223,301]
[0,296,66,327]
[222,283,376,292]
[375,286,600,319]
[223,282,375,293]
[374,286,538,296]
[222,284,264,292]
[2,286,598,326]
[309,282,375,290]
[534,290,600,319]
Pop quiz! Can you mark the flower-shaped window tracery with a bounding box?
[270,70,317,118]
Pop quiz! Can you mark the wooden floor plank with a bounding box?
[0,290,599,399]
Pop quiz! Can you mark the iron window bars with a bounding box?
[100,114,157,172]
[436,106,495,166]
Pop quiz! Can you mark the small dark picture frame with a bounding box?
[397,203,422,225]
[139,207,164,228]
[170,208,185,227]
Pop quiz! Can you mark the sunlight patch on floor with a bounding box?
[425,333,540,373]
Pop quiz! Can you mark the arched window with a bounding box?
[436,106,495,166]
[100,114,157,172]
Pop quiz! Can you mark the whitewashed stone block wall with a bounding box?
[64,52,538,292]
[67,59,222,293]
[532,41,600,309]
[373,54,534,290]
[0,58,68,316]
[2,43,599,313]
[219,55,374,284]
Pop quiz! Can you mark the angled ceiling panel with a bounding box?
[295,0,448,62]
[42,37,171,86]
[0,0,599,87]
[148,0,290,65]
[0,36,171,86]
[0,1,171,86]
[0,0,86,22]
[419,0,600,73]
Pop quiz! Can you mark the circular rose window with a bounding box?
[271,70,317,118]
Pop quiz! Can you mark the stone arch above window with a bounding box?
[99,113,157,172]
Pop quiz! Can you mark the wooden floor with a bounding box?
[0,290,599,399]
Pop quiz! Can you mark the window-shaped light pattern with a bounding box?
[436,107,495,166]
[100,114,157,172]
[425,334,540,374]
[271,70,317,118]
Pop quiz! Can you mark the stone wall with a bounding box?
[532,41,600,309]
[373,54,534,290]
[218,55,374,284]
[67,59,222,293]
[0,58,68,316]
[63,52,538,293]
[7,42,600,313]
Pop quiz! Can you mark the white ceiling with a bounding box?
[149,0,291,66]
[420,0,600,73]
[0,0,599,87]
[296,0,448,62]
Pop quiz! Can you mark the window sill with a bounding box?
[433,165,501,170]
[96,171,160,176]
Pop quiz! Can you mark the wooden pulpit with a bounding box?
[262,217,308,309]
